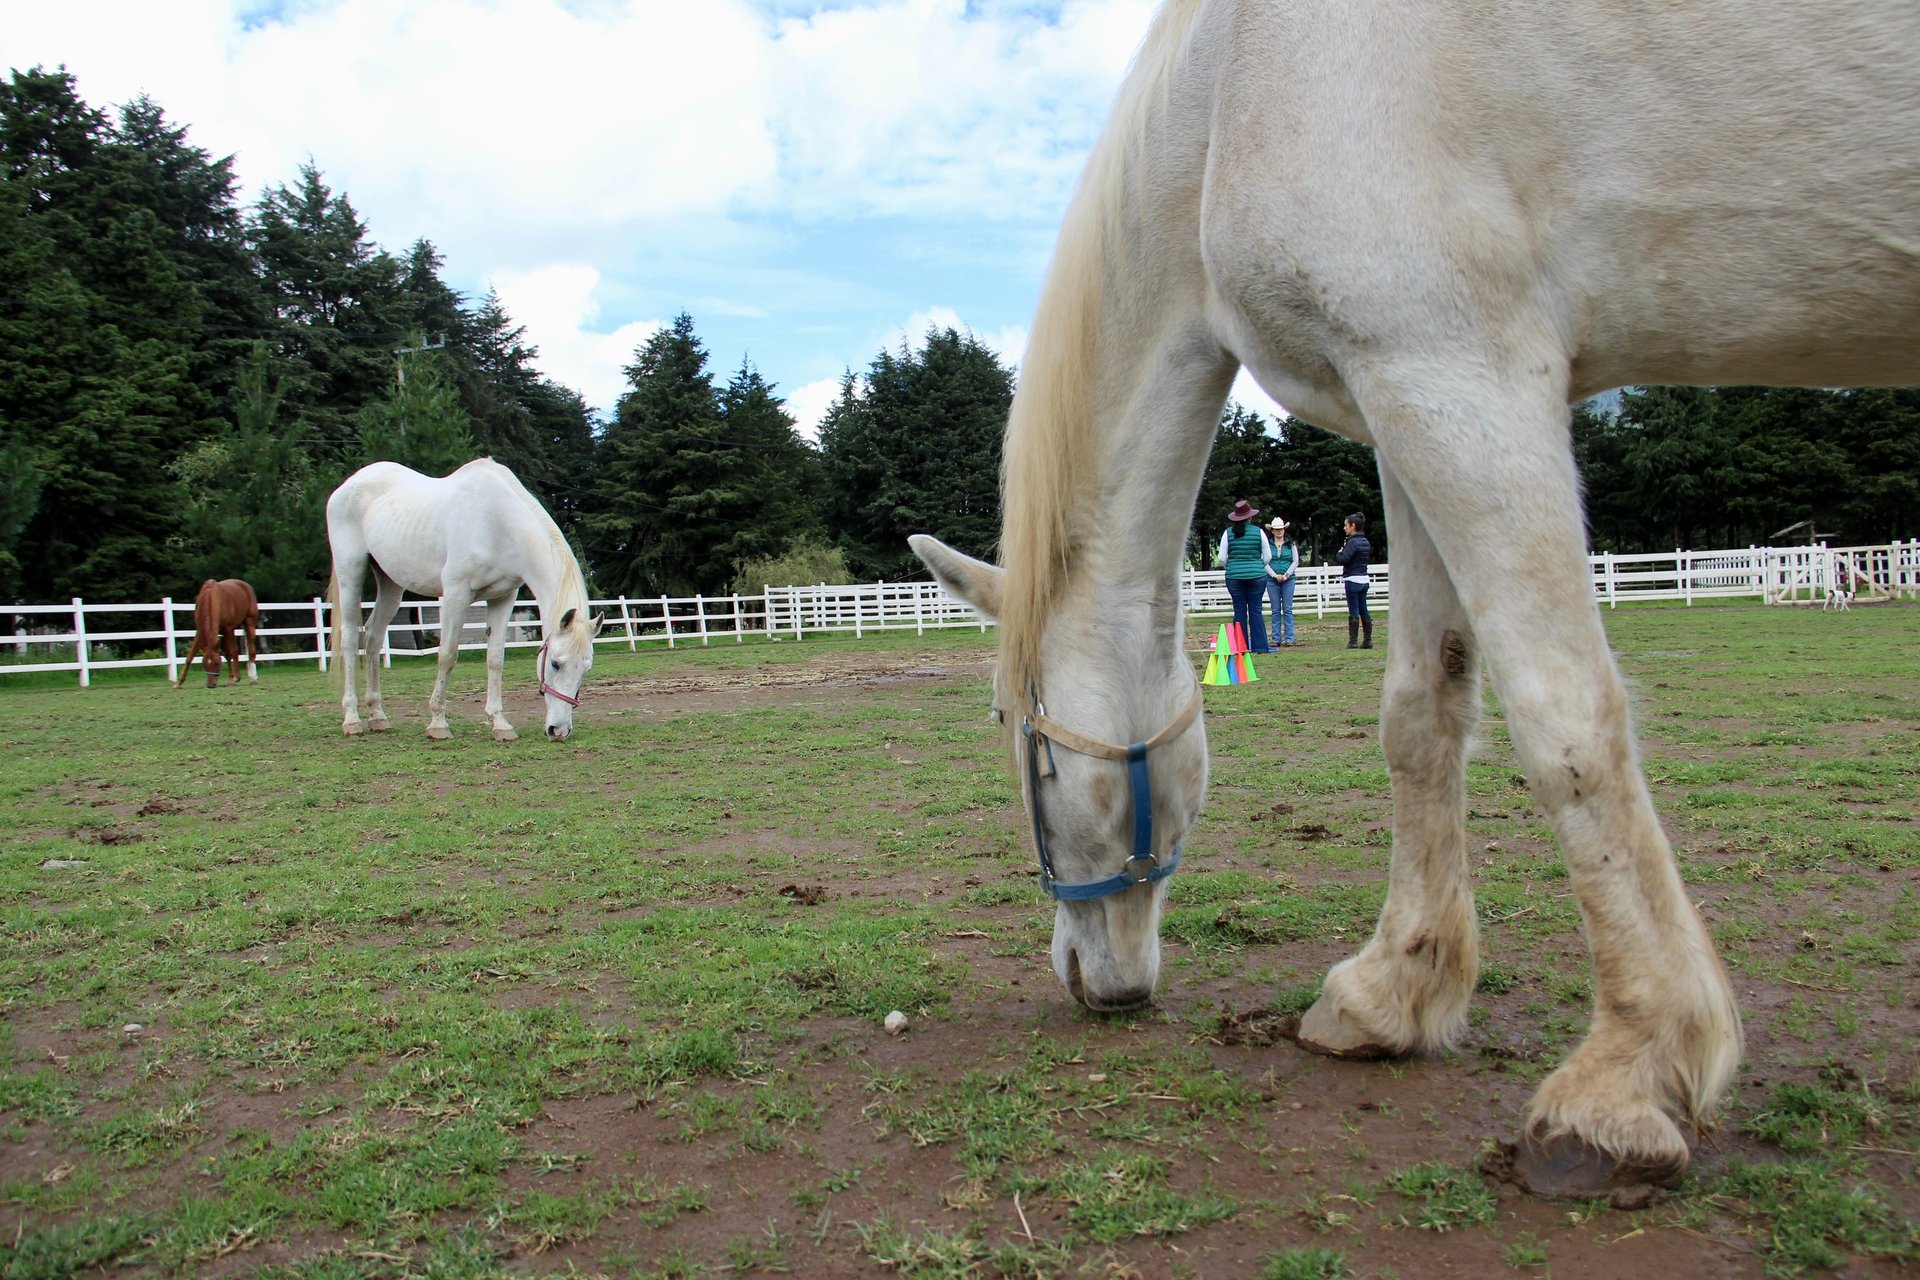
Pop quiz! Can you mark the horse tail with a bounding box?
[327,563,346,695]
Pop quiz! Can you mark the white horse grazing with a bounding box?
[327,459,603,742]
[912,0,1920,1199]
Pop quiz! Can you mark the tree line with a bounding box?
[3,69,1914,611]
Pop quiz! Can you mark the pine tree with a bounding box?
[356,346,477,477]
[818,328,1013,579]
[588,314,723,596]
[0,68,206,599]
[169,343,332,601]
[248,164,407,468]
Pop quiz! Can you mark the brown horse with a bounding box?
[175,579,261,689]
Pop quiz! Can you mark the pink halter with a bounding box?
[537,641,581,707]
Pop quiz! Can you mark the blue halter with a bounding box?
[1018,684,1205,901]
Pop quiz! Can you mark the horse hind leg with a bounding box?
[1360,373,1740,1195]
[362,571,403,733]
[424,588,474,741]
[1299,465,1480,1060]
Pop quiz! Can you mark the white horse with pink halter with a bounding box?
[911,0,1920,1202]
[326,458,602,742]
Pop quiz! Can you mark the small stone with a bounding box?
[883,1010,909,1036]
[121,1024,142,1035]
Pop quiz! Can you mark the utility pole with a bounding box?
[392,333,446,389]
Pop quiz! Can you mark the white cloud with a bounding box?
[487,264,661,416]
[785,375,846,443]
[2,1,1157,272]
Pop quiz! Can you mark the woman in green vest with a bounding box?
[1215,499,1272,654]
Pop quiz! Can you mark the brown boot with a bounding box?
[1361,618,1373,649]
[1347,617,1359,648]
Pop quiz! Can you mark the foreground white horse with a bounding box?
[327,459,602,742]
[913,0,1919,1198]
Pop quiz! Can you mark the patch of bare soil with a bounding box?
[8,640,1915,1280]
[590,648,995,714]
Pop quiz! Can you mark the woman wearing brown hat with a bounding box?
[1216,499,1272,655]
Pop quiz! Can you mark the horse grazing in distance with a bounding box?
[326,458,603,743]
[174,578,260,689]
[910,0,1920,1199]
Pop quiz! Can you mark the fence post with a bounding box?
[161,596,178,682]
[72,598,89,688]
[618,595,637,650]
[661,596,674,648]
[1679,548,1692,605]
[695,595,710,646]
[915,582,926,636]
[314,597,328,670]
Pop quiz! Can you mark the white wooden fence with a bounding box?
[4,540,1915,686]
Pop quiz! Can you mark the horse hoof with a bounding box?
[367,717,391,733]
[1294,998,1400,1060]
[426,726,451,741]
[1490,1133,1685,1202]
[492,727,518,743]
[343,722,364,738]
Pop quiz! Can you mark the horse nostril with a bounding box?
[1065,948,1087,1007]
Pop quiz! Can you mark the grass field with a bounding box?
[1,602,1915,1279]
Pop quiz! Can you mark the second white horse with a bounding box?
[327,458,602,742]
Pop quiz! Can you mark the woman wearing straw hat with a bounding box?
[1263,515,1298,649]
[1216,499,1272,656]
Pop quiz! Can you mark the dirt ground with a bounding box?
[476,640,1916,1275]
[6,630,1916,1279]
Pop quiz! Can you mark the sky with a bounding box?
[4,0,1286,437]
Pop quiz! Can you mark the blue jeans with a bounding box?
[1226,577,1269,654]
[1264,575,1295,646]
[1344,579,1371,622]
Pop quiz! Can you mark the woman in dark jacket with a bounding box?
[1337,512,1373,649]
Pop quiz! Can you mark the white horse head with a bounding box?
[539,607,605,742]
[911,535,1208,1012]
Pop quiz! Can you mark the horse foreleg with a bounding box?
[483,596,516,742]
[1299,466,1480,1058]
[243,616,259,684]
[222,628,241,684]
[1371,384,1740,1195]
[175,637,201,689]
[424,591,473,741]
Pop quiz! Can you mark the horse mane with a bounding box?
[193,579,223,651]
[996,0,1205,707]
[489,460,590,630]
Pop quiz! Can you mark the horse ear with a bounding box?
[909,534,1003,620]
[590,613,606,637]
[559,607,576,631]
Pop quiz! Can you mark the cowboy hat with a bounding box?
[1228,499,1258,522]
[1268,516,1289,530]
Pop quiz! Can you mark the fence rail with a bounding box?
[4,540,1915,686]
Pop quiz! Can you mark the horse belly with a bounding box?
[1200,0,1920,404]
[361,504,452,599]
